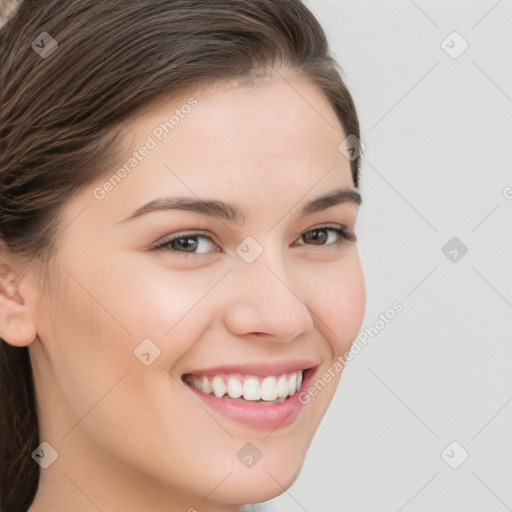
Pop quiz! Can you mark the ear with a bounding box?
[0,257,37,347]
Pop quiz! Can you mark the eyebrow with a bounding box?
[121,188,361,224]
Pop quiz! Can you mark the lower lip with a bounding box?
[183,369,315,432]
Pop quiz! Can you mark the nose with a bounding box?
[222,252,315,342]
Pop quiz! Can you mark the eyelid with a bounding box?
[295,223,357,244]
[150,223,356,254]
[148,230,219,252]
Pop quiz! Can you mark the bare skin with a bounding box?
[1,71,365,511]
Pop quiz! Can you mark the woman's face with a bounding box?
[29,74,365,509]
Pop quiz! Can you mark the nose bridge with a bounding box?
[223,243,314,340]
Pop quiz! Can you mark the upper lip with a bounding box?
[182,359,319,378]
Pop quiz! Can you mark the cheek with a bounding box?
[38,260,235,485]
[309,255,366,354]
[107,259,230,356]
[32,274,136,448]
[61,248,230,352]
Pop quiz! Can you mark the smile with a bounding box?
[183,370,304,404]
[180,364,317,431]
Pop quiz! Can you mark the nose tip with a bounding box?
[222,261,315,342]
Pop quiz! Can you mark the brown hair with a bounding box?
[0,0,361,509]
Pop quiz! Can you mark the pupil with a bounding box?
[305,229,327,245]
[173,237,198,251]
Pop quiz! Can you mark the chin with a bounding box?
[214,435,311,505]
[216,462,304,506]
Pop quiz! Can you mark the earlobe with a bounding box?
[0,262,37,347]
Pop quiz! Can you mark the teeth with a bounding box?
[212,376,226,398]
[186,375,202,392]
[201,376,211,395]
[296,371,303,391]
[261,376,278,401]
[277,375,289,398]
[184,370,305,402]
[242,377,260,401]
[226,376,243,399]
[288,373,297,396]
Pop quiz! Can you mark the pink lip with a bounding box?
[183,359,318,378]
[181,366,317,432]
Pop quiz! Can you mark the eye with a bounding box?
[296,224,356,246]
[151,232,218,256]
[150,224,356,258]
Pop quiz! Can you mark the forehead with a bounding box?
[123,77,349,180]
[77,76,355,228]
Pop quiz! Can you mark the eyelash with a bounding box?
[151,224,356,258]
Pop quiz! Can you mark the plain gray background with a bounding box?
[266,0,512,510]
